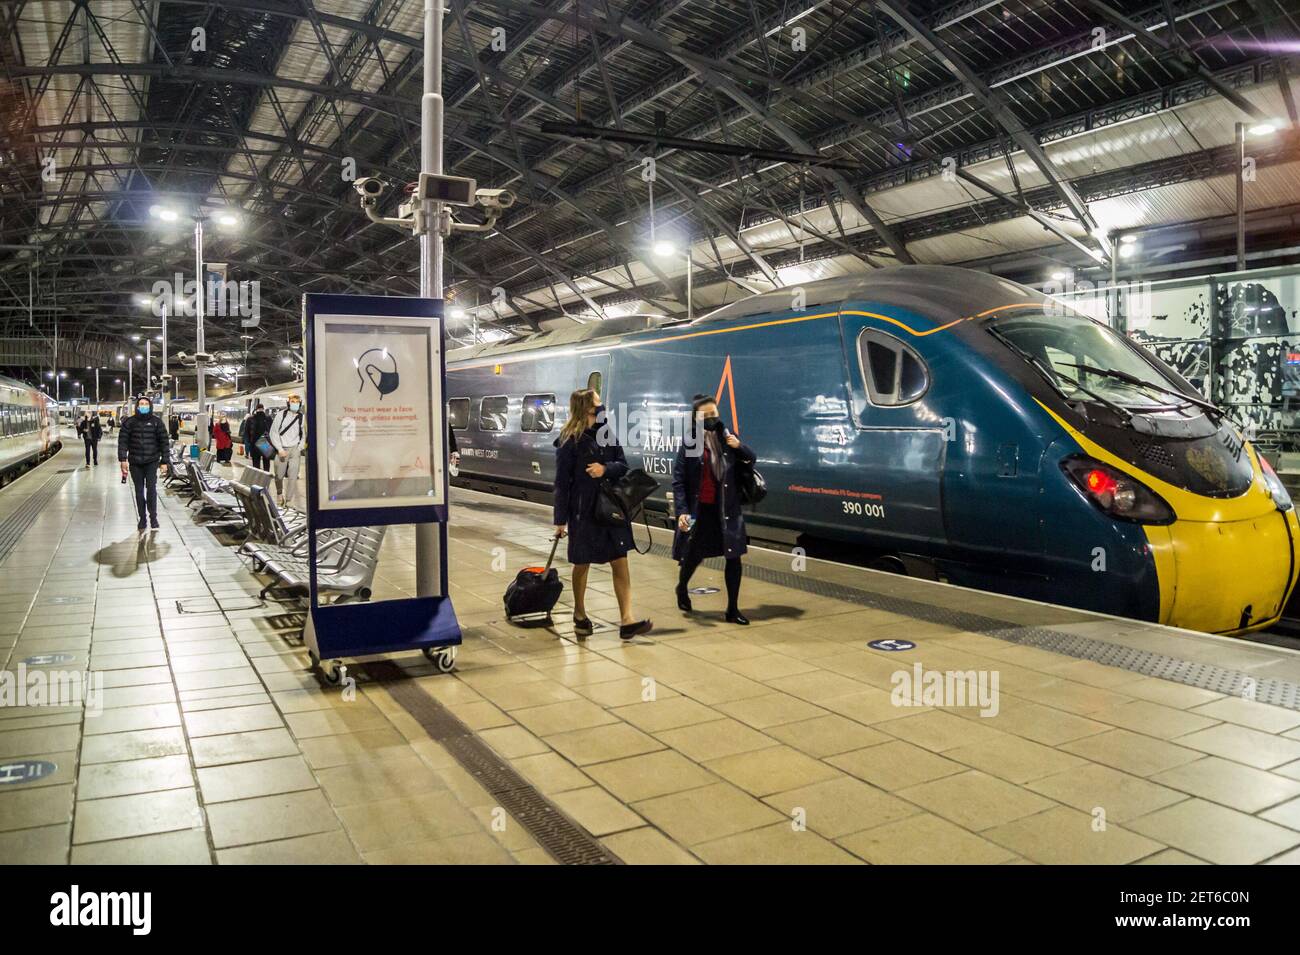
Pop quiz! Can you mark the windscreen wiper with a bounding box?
[989,331,1133,424]
[1065,362,1226,419]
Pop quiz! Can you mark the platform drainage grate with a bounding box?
[0,471,72,565]
[644,543,1300,711]
[363,660,622,865]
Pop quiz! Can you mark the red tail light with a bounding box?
[1062,456,1175,524]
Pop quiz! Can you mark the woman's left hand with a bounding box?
[585,462,606,478]
[725,434,741,449]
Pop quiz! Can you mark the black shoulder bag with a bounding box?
[735,453,767,506]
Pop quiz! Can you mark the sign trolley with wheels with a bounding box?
[302,293,461,682]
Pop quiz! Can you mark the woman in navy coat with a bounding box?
[672,394,757,625]
[553,388,652,640]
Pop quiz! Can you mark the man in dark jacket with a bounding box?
[118,395,170,531]
[76,413,103,467]
[244,403,270,470]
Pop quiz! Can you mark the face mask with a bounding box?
[137,404,151,415]
[702,415,721,432]
[288,402,301,413]
[374,371,399,397]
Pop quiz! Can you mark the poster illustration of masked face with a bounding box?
[315,315,444,508]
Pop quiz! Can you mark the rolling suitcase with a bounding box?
[504,536,564,622]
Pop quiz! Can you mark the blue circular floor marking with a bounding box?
[0,760,57,785]
[21,652,74,666]
[688,587,720,595]
[868,639,916,652]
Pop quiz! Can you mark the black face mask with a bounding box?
[702,415,722,433]
[366,367,400,398]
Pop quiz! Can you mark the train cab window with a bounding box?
[586,371,603,396]
[858,329,929,406]
[448,398,470,430]
[520,394,556,433]
[478,396,509,431]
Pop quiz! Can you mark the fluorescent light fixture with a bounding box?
[449,307,466,320]
[152,206,179,222]
[1120,234,1138,245]
[216,211,240,227]
[1050,270,1069,281]
[116,353,125,361]
[1248,122,1278,136]
[1119,243,1137,259]
[130,335,141,341]
[280,357,291,365]
[652,240,677,258]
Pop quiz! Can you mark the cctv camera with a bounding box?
[475,188,516,210]
[354,177,387,199]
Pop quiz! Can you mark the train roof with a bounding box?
[446,314,678,363]
[695,266,1045,325]
[448,267,1049,364]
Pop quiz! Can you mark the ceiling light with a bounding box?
[216,211,240,227]
[652,240,677,258]
[1050,270,1068,281]
[1120,234,1138,245]
[1248,122,1278,137]
[116,353,125,361]
[449,307,466,320]
[1119,244,1137,259]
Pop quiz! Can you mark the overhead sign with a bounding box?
[313,313,444,510]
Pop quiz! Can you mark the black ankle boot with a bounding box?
[676,583,692,612]
[725,609,749,626]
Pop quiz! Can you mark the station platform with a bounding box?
[6,448,1300,865]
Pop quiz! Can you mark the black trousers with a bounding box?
[249,449,267,470]
[129,462,159,525]
[83,438,98,465]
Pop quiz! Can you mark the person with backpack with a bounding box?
[553,388,652,641]
[243,403,271,470]
[268,395,305,508]
[77,412,103,467]
[671,394,756,625]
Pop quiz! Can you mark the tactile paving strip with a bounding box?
[363,660,622,865]
[0,469,73,565]
[645,543,1300,710]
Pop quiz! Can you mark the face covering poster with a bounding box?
[315,314,444,508]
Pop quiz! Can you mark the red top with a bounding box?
[699,447,717,505]
[214,422,232,450]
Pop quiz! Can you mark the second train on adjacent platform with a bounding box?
[445,266,1299,636]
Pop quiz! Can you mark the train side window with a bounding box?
[586,371,602,396]
[520,394,556,433]
[478,396,508,431]
[448,398,470,430]
[858,328,929,406]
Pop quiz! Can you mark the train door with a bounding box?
[838,314,948,549]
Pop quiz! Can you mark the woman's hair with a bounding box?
[559,388,599,444]
[691,393,718,418]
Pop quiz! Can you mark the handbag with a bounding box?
[736,457,767,505]
[254,435,275,459]
[594,469,659,526]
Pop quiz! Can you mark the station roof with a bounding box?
[0,0,1297,383]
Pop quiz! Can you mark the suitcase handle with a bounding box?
[545,534,562,571]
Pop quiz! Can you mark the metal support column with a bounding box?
[415,0,446,599]
[1236,122,1247,272]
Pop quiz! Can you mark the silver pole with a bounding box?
[1109,235,1119,332]
[160,300,169,426]
[95,367,99,406]
[128,358,132,400]
[195,216,208,448]
[1236,122,1246,272]
[686,250,693,322]
[415,0,445,599]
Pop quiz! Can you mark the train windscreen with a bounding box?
[990,310,1199,413]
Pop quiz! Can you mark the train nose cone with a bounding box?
[1146,508,1300,635]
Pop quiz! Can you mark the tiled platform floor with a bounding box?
[5,447,1300,864]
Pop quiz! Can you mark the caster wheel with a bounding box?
[424,646,457,673]
[322,662,345,686]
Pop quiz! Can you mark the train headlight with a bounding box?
[1258,455,1293,511]
[1063,456,1175,525]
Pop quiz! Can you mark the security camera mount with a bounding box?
[355,171,515,238]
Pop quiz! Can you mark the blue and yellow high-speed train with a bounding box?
[446,266,1298,636]
[0,374,62,484]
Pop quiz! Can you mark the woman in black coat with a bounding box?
[672,394,757,625]
[553,388,652,641]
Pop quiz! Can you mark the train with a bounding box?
[0,375,62,484]
[443,266,1300,637]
